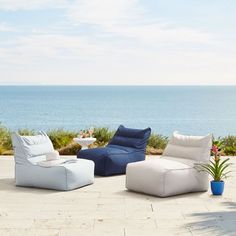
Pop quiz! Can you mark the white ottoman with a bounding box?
[126,131,212,197]
[126,157,208,197]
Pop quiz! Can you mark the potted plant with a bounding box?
[195,141,232,195]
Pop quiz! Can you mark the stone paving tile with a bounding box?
[125,210,155,220]
[97,203,126,212]
[218,220,236,233]
[0,156,236,236]
[59,228,120,236]
[94,218,157,231]
[125,227,192,236]
[32,218,95,230]
[95,209,126,220]
[157,219,188,228]
[0,219,34,229]
[0,228,60,236]
[189,225,224,236]
[96,197,125,205]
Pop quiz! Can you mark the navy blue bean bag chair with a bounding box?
[77,125,151,176]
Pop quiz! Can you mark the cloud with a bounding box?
[68,0,144,26]
[0,22,16,32]
[0,0,216,46]
[67,0,214,46]
[1,31,236,85]
[0,34,105,65]
[0,0,235,85]
[108,24,214,46]
[0,0,67,11]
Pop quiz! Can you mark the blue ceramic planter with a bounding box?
[211,181,224,195]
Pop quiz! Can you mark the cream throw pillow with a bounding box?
[163,131,212,162]
[45,150,60,161]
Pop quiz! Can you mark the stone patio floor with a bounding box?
[0,156,236,236]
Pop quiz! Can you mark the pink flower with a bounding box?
[79,130,84,138]
[211,145,219,154]
[88,127,94,137]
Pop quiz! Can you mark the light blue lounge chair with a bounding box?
[11,131,94,190]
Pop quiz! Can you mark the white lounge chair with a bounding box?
[11,131,94,191]
[126,132,212,197]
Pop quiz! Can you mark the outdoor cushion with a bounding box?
[109,125,151,150]
[12,131,54,165]
[12,132,95,191]
[45,150,60,161]
[163,131,212,162]
[77,125,151,176]
[126,132,212,197]
[126,157,209,197]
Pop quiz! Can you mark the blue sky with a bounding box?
[0,0,235,85]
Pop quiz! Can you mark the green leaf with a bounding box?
[197,165,215,177]
[218,158,230,170]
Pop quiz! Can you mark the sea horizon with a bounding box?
[1,85,236,87]
[1,85,236,137]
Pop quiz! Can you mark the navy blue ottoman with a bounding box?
[77,125,151,176]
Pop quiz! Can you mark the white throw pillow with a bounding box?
[46,150,60,161]
[163,131,212,162]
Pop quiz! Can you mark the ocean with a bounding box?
[0,86,236,137]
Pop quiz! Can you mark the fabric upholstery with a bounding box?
[163,131,212,162]
[109,125,151,150]
[126,132,212,197]
[12,132,95,191]
[11,131,54,164]
[46,150,60,161]
[126,157,209,197]
[77,125,151,176]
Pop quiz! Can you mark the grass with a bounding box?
[0,123,236,156]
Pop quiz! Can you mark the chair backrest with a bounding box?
[163,131,212,162]
[108,125,151,150]
[11,131,54,165]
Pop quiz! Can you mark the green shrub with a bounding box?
[18,129,35,136]
[221,135,236,147]
[93,127,114,146]
[0,126,37,154]
[0,122,236,156]
[58,143,81,155]
[0,124,12,153]
[148,134,168,149]
[223,147,236,156]
[47,129,77,149]
[221,135,236,156]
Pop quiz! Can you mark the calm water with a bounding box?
[0,86,236,136]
